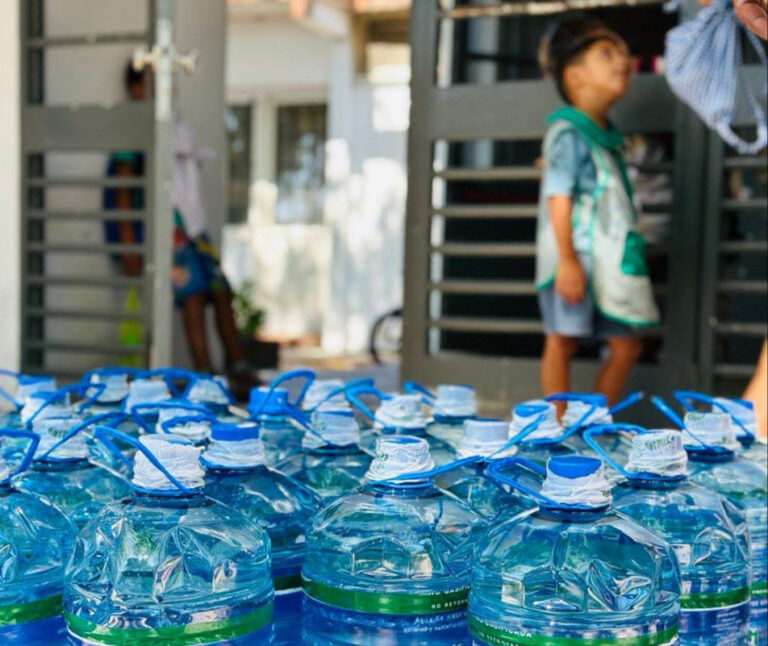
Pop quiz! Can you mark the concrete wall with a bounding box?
[224,13,408,353]
[0,1,21,375]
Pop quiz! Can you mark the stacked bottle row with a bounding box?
[0,366,765,645]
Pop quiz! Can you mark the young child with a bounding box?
[536,18,659,407]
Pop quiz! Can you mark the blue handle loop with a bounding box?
[650,396,685,429]
[346,385,391,423]
[252,369,316,417]
[137,368,197,398]
[610,391,645,415]
[544,392,606,406]
[92,425,198,496]
[25,382,106,428]
[183,377,235,405]
[515,396,597,443]
[674,390,755,442]
[370,455,482,486]
[486,457,607,512]
[402,381,436,407]
[158,414,214,435]
[0,428,40,482]
[582,423,649,479]
[36,410,135,461]
[305,378,375,413]
[129,400,211,432]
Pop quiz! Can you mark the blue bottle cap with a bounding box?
[210,422,260,442]
[548,455,602,479]
[248,387,288,416]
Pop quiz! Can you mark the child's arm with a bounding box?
[548,195,587,305]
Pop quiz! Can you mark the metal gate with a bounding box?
[20,0,181,378]
[401,0,740,413]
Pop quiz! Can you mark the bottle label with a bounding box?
[746,506,768,639]
[0,595,66,642]
[302,577,469,615]
[469,615,679,645]
[680,586,750,645]
[64,600,274,646]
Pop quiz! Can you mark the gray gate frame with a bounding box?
[402,1,711,412]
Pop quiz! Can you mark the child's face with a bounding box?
[569,36,631,104]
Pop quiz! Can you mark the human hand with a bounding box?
[555,256,587,305]
[734,0,768,39]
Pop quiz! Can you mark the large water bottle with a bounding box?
[64,429,275,645]
[433,418,524,519]
[470,455,682,645]
[202,421,320,644]
[681,411,768,646]
[404,381,477,449]
[277,408,372,501]
[303,435,486,645]
[247,370,316,465]
[586,424,752,645]
[348,386,456,465]
[0,429,75,645]
[674,390,767,469]
[13,412,130,528]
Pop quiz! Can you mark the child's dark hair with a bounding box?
[539,17,620,104]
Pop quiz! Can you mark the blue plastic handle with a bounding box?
[93,425,198,496]
[137,368,197,398]
[25,382,106,428]
[36,410,135,461]
[544,392,606,406]
[582,423,648,479]
[650,396,685,429]
[305,378,375,413]
[674,390,755,441]
[129,400,210,416]
[402,381,436,407]
[0,428,40,482]
[610,391,645,415]
[346,385,391,423]
[509,398,596,446]
[252,370,316,417]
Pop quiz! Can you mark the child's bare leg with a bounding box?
[211,289,244,368]
[541,334,579,417]
[182,293,212,372]
[743,340,767,439]
[594,336,642,406]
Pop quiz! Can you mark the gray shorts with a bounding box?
[538,286,636,340]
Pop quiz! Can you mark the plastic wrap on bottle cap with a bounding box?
[365,436,435,481]
[15,375,56,407]
[303,379,347,411]
[156,407,211,444]
[541,456,612,507]
[713,397,758,437]
[32,415,87,460]
[684,411,740,451]
[434,384,477,418]
[509,399,562,440]
[626,430,688,477]
[89,373,129,404]
[20,391,72,425]
[125,379,171,412]
[376,394,428,430]
[562,400,613,428]
[457,418,516,459]
[132,434,204,491]
[187,376,230,405]
[303,409,361,450]
[203,424,266,469]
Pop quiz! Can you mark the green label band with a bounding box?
[469,616,679,646]
[751,581,768,599]
[64,601,273,646]
[0,594,62,626]
[302,578,469,616]
[680,586,750,610]
[274,573,303,592]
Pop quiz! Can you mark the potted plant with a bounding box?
[233,281,279,369]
